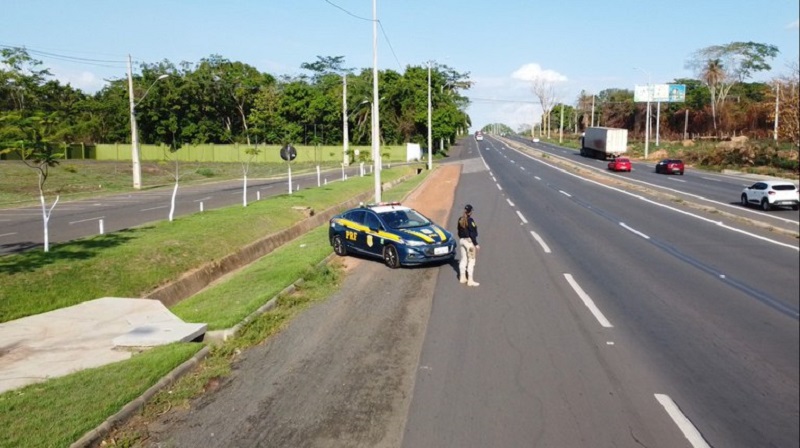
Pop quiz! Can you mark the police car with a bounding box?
[329,202,456,268]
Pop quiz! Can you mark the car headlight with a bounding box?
[404,240,426,247]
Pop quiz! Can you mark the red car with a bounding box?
[655,159,684,175]
[608,157,632,172]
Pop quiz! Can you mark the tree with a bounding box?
[0,112,63,252]
[773,60,800,150]
[687,41,780,133]
[531,80,556,138]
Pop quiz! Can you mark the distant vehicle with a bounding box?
[329,202,456,268]
[607,157,632,172]
[475,131,484,141]
[741,181,799,211]
[580,127,628,160]
[655,159,685,175]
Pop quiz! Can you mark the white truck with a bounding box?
[580,127,628,160]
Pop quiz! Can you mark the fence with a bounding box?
[1,143,409,163]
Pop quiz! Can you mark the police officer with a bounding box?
[457,204,480,286]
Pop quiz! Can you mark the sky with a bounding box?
[2,0,799,133]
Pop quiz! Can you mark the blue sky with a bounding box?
[2,0,799,132]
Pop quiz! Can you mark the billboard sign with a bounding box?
[634,84,685,102]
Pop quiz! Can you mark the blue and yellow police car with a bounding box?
[329,202,456,268]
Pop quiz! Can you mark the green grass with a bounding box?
[0,342,202,448]
[0,162,432,448]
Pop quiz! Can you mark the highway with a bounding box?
[0,164,369,256]
[402,136,798,447]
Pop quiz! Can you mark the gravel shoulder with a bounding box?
[138,165,461,447]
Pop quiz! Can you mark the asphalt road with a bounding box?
[403,136,797,447]
[99,137,797,447]
[0,164,369,256]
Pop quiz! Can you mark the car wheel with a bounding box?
[792,204,799,211]
[761,199,771,211]
[741,194,749,207]
[679,171,684,175]
[332,235,347,256]
[383,245,400,269]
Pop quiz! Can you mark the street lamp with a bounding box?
[634,67,651,159]
[127,54,168,190]
[371,0,381,202]
[427,61,433,170]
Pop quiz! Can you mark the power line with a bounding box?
[322,1,403,71]
[0,44,129,69]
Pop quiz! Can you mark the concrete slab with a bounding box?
[0,297,206,394]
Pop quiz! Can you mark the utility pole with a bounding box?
[656,101,661,146]
[559,103,564,143]
[591,95,595,127]
[342,75,349,166]
[774,83,780,141]
[127,55,142,190]
[371,0,381,202]
[427,61,432,170]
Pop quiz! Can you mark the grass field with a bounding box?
[0,162,431,448]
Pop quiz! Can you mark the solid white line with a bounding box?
[69,216,105,225]
[512,149,799,250]
[516,210,528,224]
[654,394,711,448]
[0,232,17,238]
[140,205,168,212]
[506,198,515,207]
[564,274,613,328]
[559,190,572,197]
[530,230,552,254]
[620,222,650,239]
[496,183,503,191]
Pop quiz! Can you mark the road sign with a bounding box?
[280,144,297,162]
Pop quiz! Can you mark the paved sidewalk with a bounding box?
[0,297,206,394]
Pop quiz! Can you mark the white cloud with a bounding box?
[511,63,568,83]
[788,19,799,29]
[50,67,109,93]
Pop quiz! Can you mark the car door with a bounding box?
[342,210,366,253]
[362,211,385,257]
[747,182,767,204]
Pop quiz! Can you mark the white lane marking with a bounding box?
[559,190,572,197]
[655,394,711,448]
[516,211,528,224]
[668,178,687,183]
[530,230,552,254]
[534,176,541,180]
[510,160,516,164]
[69,216,105,225]
[492,176,497,182]
[520,166,526,171]
[701,177,721,182]
[512,143,798,226]
[620,222,650,239]
[496,183,503,191]
[140,205,168,212]
[193,196,213,202]
[512,149,800,251]
[506,198,515,207]
[0,232,17,238]
[564,274,613,328]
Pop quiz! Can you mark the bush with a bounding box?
[196,167,215,177]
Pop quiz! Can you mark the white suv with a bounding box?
[741,180,799,211]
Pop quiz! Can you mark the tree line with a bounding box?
[521,42,799,149]
[0,49,472,155]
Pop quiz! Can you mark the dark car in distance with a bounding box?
[329,202,456,268]
[655,159,684,175]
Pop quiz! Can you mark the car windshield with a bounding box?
[380,209,431,229]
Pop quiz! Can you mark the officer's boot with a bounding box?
[467,265,479,287]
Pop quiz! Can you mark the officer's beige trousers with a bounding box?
[459,238,477,282]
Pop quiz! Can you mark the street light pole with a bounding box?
[342,74,350,166]
[427,61,432,170]
[635,67,652,159]
[372,0,381,202]
[128,54,168,190]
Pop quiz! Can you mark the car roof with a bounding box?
[761,180,797,187]
[367,204,412,214]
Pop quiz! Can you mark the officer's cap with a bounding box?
[465,204,473,212]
